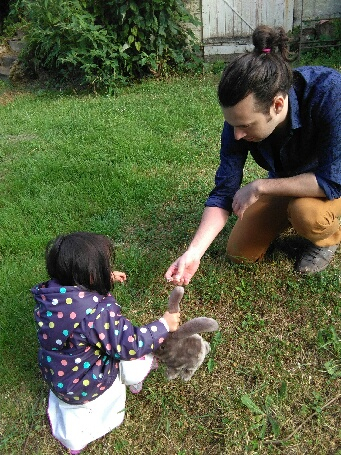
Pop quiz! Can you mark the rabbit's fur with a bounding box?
[155,286,219,381]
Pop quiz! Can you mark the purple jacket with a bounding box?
[32,279,169,404]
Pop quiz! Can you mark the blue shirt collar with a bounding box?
[288,86,302,131]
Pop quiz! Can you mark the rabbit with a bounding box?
[155,286,219,381]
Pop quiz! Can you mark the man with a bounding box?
[165,25,341,285]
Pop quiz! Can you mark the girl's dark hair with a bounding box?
[46,232,114,295]
[218,25,293,113]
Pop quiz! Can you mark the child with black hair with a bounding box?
[32,231,180,454]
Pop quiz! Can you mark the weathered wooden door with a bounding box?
[202,0,294,58]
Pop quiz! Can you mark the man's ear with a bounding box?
[273,95,285,114]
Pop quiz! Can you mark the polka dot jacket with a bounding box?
[32,279,169,405]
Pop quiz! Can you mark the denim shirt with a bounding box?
[205,66,341,214]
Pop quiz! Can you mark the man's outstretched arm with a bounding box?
[165,206,229,285]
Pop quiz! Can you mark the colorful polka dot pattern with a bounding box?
[32,279,169,405]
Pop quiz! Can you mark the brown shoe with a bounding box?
[295,243,339,274]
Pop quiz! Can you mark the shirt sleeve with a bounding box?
[205,122,248,213]
[85,306,170,361]
[310,71,341,199]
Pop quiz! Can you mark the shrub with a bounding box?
[13,0,201,91]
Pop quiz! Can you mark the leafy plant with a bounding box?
[12,0,201,91]
[323,360,341,379]
[241,392,282,442]
[295,46,341,70]
[317,325,341,356]
[318,326,341,379]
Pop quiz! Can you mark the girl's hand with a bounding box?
[111,271,127,283]
[162,311,181,332]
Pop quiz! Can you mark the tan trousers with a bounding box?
[227,196,341,263]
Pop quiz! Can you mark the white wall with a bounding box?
[294,0,341,26]
[185,0,341,37]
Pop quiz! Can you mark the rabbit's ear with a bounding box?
[172,317,219,340]
[168,286,184,313]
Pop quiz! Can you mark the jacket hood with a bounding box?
[32,279,108,351]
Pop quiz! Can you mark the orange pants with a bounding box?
[227,196,341,263]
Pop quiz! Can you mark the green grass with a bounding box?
[0,60,340,455]
[294,46,341,69]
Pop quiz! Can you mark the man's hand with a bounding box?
[232,174,326,219]
[164,251,201,285]
[232,180,261,219]
[165,207,229,284]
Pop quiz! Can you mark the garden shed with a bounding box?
[186,0,341,59]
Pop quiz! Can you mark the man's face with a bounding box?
[222,93,282,143]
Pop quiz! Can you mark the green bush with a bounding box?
[14,0,201,91]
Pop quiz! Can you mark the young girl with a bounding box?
[31,232,180,454]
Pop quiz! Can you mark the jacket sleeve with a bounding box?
[84,305,169,361]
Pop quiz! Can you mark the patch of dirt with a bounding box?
[0,90,21,105]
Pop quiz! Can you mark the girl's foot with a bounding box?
[129,382,143,394]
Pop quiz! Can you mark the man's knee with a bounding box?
[226,244,263,264]
[288,197,337,240]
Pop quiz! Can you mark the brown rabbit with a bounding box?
[155,286,219,381]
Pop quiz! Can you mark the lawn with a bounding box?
[0,56,340,454]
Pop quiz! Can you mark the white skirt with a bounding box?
[48,353,154,451]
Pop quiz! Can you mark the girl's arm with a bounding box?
[86,302,173,361]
